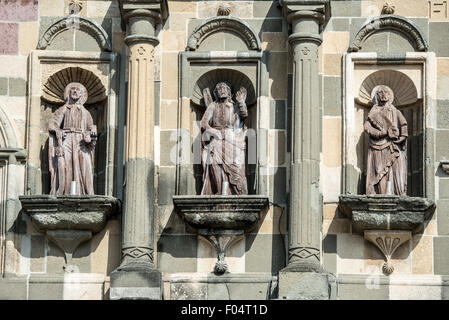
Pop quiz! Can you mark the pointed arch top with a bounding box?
[349,15,428,52]
[186,16,262,52]
[37,16,112,52]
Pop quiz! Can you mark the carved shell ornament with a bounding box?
[357,70,418,107]
[193,69,256,107]
[42,67,107,105]
[217,3,231,16]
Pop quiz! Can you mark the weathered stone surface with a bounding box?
[339,195,435,233]
[245,234,285,273]
[429,22,449,57]
[173,195,268,231]
[278,272,335,300]
[0,276,28,299]
[0,23,19,55]
[110,268,162,300]
[434,237,449,275]
[0,78,7,96]
[157,235,198,273]
[19,195,119,233]
[0,0,38,21]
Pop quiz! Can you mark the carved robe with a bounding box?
[364,103,408,195]
[200,99,248,195]
[48,103,96,195]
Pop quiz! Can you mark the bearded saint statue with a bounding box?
[364,85,408,196]
[200,82,248,195]
[48,82,97,195]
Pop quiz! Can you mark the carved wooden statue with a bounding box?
[200,82,248,195]
[364,85,408,195]
[48,82,97,195]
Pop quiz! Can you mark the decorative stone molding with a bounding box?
[19,195,119,271]
[349,15,428,52]
[173,195,268,274]
[364,230,410,275]
[440,160,449,174]
[186,16,262,51]
[339,195,435,274]
[37,16,112,51]
[42,67,107,105]
[357,69,418,107]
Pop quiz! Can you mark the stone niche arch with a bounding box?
[343,53,437,199]
[177,17,267,196]
[39,67,108,195]
[349,15,428,53]
[186,16,262,52]
[27,50,122,198]
[37,16,112,52]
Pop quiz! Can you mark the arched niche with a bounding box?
[343,53,437,199]
[39,67,108,195]
[27,50,121,198]
[349,15,428,53]
[188,68,258,195]
[37,16,112,52]
[177,16,267,196]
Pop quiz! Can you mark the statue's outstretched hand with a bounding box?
[236,87,247,104]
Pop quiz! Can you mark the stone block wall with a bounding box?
[156,1,289,283]
[320,0,449,298]
[1,0,449,300]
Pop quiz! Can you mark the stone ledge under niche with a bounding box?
[338,194,435,275]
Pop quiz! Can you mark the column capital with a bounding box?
[280,0,329,25]
[119,0,169,27]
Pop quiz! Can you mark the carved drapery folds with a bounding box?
[349,15,428,52]
[186,16,262,52]
[37,16,112,51]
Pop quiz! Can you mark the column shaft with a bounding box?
[121,39,156,266]
[285,15,324,272]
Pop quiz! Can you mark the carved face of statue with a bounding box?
[63,82,88,105]
[376,87,390,104]
[371,85,394,106]
[69,86,82,101]
[214,82,232,100]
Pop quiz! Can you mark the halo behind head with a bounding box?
[371,85,394,105]
[64,82,88,105]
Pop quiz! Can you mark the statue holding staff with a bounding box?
[48,82,97,195]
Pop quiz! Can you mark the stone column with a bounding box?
[279,0,336,299]
[110,0,168,300]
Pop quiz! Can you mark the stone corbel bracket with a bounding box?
[440,160,449,175]
[173,195,268,274]
[19,195,120,272]
[339,195,435,275]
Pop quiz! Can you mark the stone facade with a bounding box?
[0,0,448,300]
